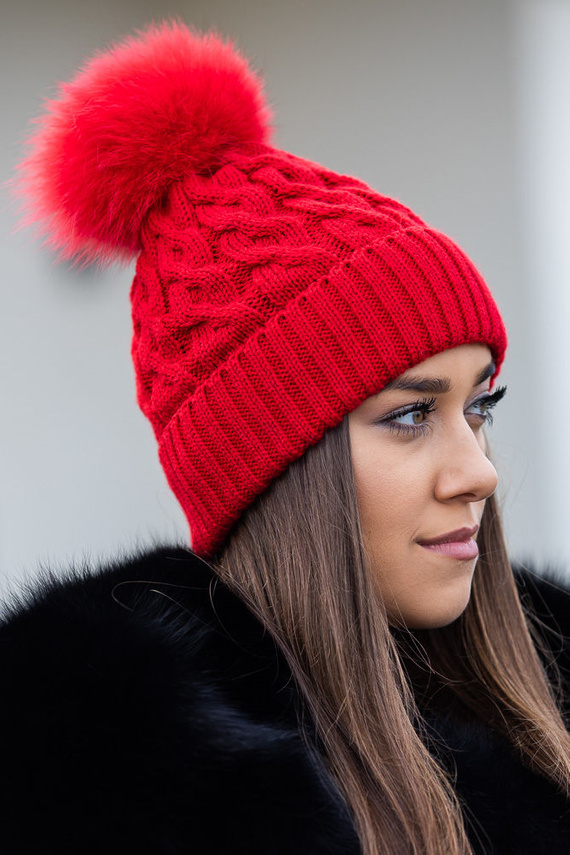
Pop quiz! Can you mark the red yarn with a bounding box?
[17,21,272,264]
[17,22,508,556]
[129,149,507,555]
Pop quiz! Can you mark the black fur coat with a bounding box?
[0,545,569,854]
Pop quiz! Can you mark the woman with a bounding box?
[3,21,570,854]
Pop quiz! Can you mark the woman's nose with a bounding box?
[433,423,498,504]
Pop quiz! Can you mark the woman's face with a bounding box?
[348,344,503,629]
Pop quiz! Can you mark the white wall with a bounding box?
[1,0,568,586]
[510,0,570,571]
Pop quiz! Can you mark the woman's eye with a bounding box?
[466,385,507,427]
[378,386,507,438]
[467,399,490,420]
[380,397,437,437]
[394,410,427,427]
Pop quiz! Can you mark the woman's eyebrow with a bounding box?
[474,360,496,385]
[382,360,496,394]
[383,375,451,394]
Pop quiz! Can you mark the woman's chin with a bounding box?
[389,580,474,629]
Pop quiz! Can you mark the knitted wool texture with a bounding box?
[18,23,507,556]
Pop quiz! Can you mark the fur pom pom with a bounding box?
[17,21,272,264]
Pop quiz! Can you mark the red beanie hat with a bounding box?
[17,21,507,556]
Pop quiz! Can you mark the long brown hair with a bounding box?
[213,417,570,854]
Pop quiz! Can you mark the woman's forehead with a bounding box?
[379,345,495,397]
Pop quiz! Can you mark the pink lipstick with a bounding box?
[417,526,479,560]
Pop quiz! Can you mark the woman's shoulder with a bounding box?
[0,545,359,854]
[513,561,570,698]
[418,563,570,853]
[513,561,570,634]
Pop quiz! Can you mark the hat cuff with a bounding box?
[158,226,507,556]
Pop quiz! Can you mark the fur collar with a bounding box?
[0,546,569,853]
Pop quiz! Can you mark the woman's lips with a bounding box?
[417,525,479,560]
[419,539,479,560]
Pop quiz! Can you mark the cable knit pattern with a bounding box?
[130,146,506,554]
[132,149,424,430]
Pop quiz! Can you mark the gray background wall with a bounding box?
[2,0,569,587]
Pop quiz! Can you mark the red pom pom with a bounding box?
[17,21,272,264]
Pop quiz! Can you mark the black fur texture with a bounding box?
[0,546,568,853]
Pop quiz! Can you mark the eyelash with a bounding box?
[379,385,508,438]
